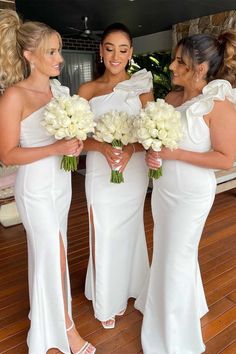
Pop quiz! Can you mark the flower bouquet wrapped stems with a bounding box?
[134,99,183,179]
[110,139,124,183]
[93,110,136,183]
[60,138,79,172]
[148,154,163,179]
[41,95,95,172]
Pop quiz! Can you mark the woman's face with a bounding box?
[100,31,133,75]
[29,33,63,77]
[169,46,194,87]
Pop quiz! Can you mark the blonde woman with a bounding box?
[0,10,95,354]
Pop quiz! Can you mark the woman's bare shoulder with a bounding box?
[0,85,25,107]
[77,80,98,100]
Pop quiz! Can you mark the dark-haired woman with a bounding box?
[78,23,153,329]
[0,9,95,354]
[136,31,236,353]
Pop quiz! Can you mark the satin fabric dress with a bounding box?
[85,69,153,321]
[14,80,73,354]
[135,80,236,354]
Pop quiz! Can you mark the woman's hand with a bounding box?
[52,138,83,157]
[146,147,180,168]
[100,143,135,172]
[145,149,162,169]
[100,143,122,169]
[159,147,180,161]
[118,144,134,172]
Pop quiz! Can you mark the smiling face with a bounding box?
[100,31,133,75]
[169,46,195,87]
[25,33,63,78]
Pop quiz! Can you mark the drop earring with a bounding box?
[128,58,132,66]
[30,62,35,71]
[100,56,103,63]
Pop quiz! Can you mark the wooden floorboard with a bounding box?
[0,172,235,354]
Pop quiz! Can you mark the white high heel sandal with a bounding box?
[66,322,96,354]
[101,317,115,329]
[101,307,126,329]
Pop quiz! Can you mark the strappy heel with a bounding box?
[66,322,96,354]
[73,341,96,354]
[101,317,115,329]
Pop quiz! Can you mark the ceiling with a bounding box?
[15,0,236,39]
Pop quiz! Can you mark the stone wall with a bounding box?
[172,10,236,48]
[0,0,15,10]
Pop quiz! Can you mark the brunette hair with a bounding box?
[177,30,236,87]
[101,22,133,46]
[0,9,62,88]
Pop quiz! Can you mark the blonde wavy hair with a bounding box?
[0,9,62,89]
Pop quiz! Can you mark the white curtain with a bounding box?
[58,50,95,94]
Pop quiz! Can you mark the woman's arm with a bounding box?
[0,88,82,166]
[140,90,154,107]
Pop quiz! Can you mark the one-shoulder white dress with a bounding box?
[14,80,73,354]
[85,69,153,321]
[135,80,236,354]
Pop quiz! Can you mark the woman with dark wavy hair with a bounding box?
[136,31,236,354]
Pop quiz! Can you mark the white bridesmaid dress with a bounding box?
[14,80,73,354]
[135,80,236,354]
[85,69,153,321]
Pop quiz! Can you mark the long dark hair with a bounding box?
[101,22,132,46]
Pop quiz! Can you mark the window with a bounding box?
[58,50,95,94]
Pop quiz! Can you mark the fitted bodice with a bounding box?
[156,79,236,195]
[176,79,236,153]
[20,80,70,148]
[89,69,153,118]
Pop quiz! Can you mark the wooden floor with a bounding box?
[0,173,236,354]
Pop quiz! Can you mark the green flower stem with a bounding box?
[110,170,124,183]
[111,139,123,149]
[148,166,162,179]
[60,155,78,172]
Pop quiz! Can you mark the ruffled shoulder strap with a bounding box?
[185,79,236,144]
[187,79,236,118]
[114,69,153,95]
[50,79,70,98]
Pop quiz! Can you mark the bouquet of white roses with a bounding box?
[134,99,183,179]
[93,110,136,183]
[41,95,95,171]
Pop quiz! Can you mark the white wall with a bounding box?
[133,30,172,53]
